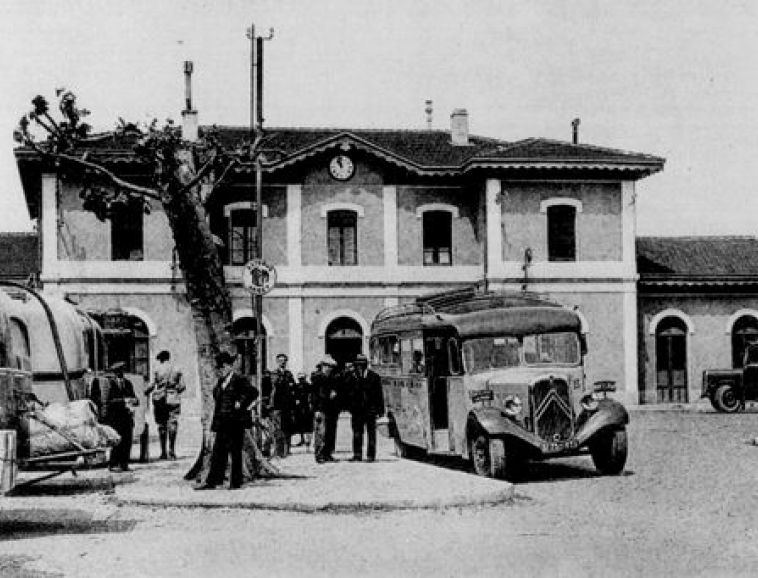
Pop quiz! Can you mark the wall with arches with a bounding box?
[638,294,758,404]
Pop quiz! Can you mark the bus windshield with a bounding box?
[462,332,581,373]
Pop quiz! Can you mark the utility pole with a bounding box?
[246,24,274,387]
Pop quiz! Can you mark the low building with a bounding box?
[637,236,758,404]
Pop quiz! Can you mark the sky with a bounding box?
[1,0,757,236]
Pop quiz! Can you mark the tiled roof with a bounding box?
[637,236,758,281]
[15,126,664,174]
[0,232,39,280]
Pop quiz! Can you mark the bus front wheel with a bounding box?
[470,433,508,480]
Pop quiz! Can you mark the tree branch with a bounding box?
[25,139,162,201]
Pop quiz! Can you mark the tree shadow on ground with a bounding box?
[0,508,137,541]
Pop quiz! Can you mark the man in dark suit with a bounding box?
[196,351,258,490]
[91,362,139,472]
[348,354,385,462]
[311,355,340,464]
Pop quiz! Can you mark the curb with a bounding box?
[112,484,516,513]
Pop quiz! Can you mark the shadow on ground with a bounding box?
[0,508,137,542]
[400,450,634,484]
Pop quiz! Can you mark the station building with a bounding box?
[14,106,670,408]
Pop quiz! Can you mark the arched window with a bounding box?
[732,315,758,368]
[655,316,688,403]
[423,211,452,266]
[547,205,576,262]
[233,317,267,377]
[94,313,150,378]
[328,210,358,266]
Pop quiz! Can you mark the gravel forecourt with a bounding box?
[2,407,758,577]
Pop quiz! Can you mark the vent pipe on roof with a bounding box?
[425,99,433,130]
[571,117,580,145]
[182,60,198,142]
[451,108,469,146]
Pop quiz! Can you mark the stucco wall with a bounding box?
[501,182,623,263]
[543,291,627,396]
[57,182,174,261]
[301,158,385,266]
[262,187,287,266]
[639,294,758,404]
[396,186,482,266]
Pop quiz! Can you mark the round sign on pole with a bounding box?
[242,259,277,295]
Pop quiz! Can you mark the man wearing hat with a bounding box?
[347,354,385,462]
[267,353,295,458]
[95,362,139,472]
[311,355,340,463]
[196,351,258,490]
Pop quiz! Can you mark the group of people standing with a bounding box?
[252,351,386,465]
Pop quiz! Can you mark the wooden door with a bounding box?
[655,318,688,403]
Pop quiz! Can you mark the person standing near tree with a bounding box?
[196,351,258,490]
[292,371,314,450]
[97,362,139,472]
[311,355,340,463]
[348,354,385,462]
[145,350,186,460]
[269,353,295,458]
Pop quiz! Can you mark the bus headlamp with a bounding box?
[503,395,523,418]
[580,393,599,412]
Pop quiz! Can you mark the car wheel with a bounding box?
[470,433,508,480]
[590,428,628,475]
[712,384,742,413]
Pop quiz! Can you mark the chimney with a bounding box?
[182,60,198,142]
[450,108,469,146]
[425,99,433,130]
[571,117,580,145]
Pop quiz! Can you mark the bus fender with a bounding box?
[574,398,629,448]
[466,407,536,449]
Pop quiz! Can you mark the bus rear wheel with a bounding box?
[470,433,508,480]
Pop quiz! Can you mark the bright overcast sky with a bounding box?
[1,0,757,236]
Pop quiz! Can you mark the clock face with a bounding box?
[329,154,354,181]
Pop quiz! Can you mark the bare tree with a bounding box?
[16,90,276,481]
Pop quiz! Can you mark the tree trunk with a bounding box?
[159,176,276,483]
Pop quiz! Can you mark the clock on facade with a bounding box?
[329,154,355,181]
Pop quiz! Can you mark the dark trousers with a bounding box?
[205,423,245,488]
[351,413,377,460]
[108,416,133,468]
[314,410,339,461]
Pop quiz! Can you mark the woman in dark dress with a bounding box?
[292,371,314,450]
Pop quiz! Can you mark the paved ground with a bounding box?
[2,408,758,577]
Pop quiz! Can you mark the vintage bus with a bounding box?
[370,287,629,480]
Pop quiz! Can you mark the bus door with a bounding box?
[425,334,451,451]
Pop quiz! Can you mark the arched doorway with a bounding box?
[732,315,758,368]
[93,312,150,378]
[233,317,267,378]
[325,317,363,367]
[655,316,688,403]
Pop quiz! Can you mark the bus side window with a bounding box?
[448,339,462,375]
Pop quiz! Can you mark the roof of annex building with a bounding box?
[638,236,758,288]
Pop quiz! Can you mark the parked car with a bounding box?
[702,349,758,412]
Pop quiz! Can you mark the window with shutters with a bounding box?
[423,211,452,266]
[111,201,144,261]
[229,208,256,266]
[547,204,576,262]
[328,210,357,266]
